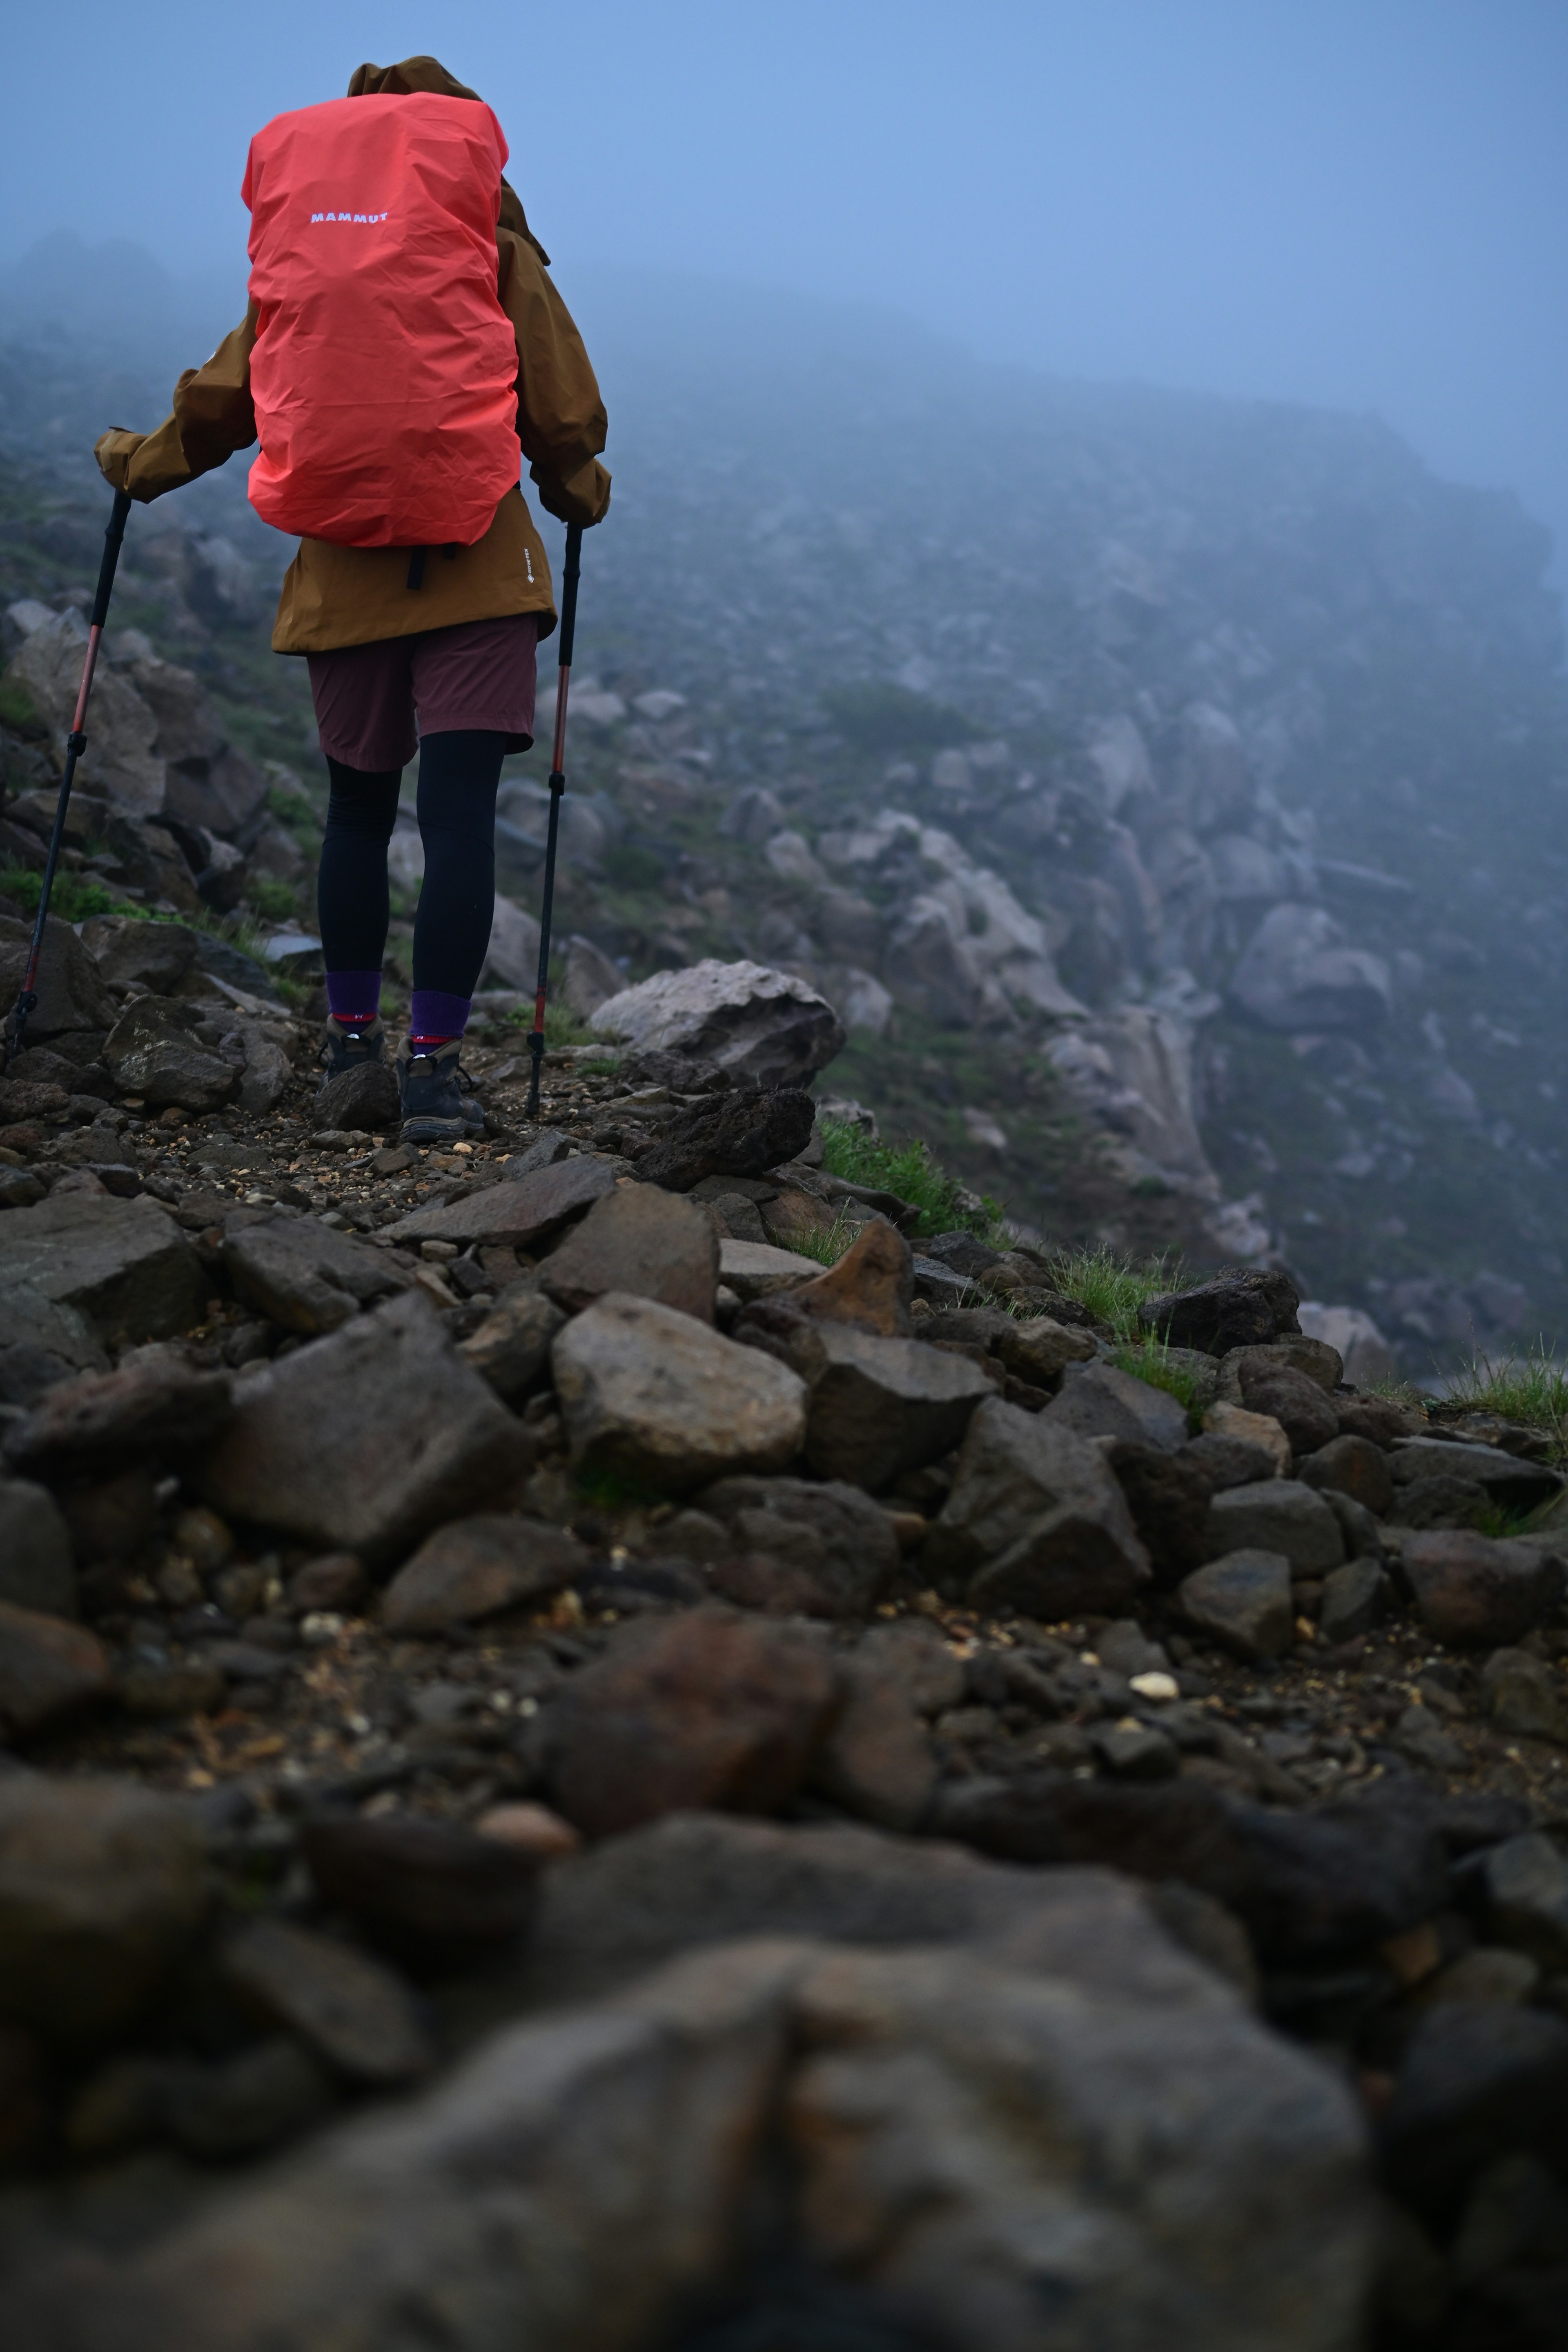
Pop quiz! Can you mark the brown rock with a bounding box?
[1235,1366,1339,1457]
[1403,1531,1566,1649]
[811,1657,938,1831]
[0,1601,111,1737]
[1298,1434,1395,1516]
[708,1551,837,1616]
[286,1554,368,1614]
[0,1774,207,2038]
[541,1182,718,1322]
[300,1812,540,1969]
[764,1216,913,1336]
[472,1802,581,1860]
[4,1356,232,1478]
[118,1660,226,1719]
[387,1154,618,1248]
[195,1291,531,1566]
[381,1516,588,1634]
[542,1606,840,1837]
[785,1321,994,1492]
[0,1080,68,1123]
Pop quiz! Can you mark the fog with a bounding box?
[3,0,1566,585]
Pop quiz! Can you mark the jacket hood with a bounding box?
[346,55,548,261]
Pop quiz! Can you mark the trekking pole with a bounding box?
[2,486,133,1071]
[525,520,583,1118]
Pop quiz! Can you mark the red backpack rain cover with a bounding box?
[242,92,521,548]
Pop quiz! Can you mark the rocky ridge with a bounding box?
[0,947,1566,2346]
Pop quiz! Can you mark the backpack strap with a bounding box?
[406,546,427,590]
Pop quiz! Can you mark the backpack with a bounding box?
[242,91,521,549]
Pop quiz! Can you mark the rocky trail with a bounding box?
[1,919,1568,2347]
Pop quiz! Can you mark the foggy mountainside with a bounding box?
[2,245,1566,1378]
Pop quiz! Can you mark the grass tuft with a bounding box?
[817,1117,995,1239]
[1441,1342,1568,1454]
[0,862,127,922]
[1035,1244,1185,1343]
[781,1209,860,1267]
[1110,1333,1206,1428]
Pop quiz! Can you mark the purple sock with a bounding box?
[409,989,471,1045]
[326,970,382,1024]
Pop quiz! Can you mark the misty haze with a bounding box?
[2,11,1568,2351]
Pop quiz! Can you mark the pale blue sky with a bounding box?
[5,1,1566,583]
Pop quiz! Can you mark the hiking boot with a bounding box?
[315,1014,385,1102]
[396,1035,485,1143]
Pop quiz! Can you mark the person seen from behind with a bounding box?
[95,54,610,1143]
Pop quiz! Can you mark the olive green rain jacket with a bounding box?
[94,55,610,651]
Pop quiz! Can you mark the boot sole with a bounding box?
[401,1110,485,1144]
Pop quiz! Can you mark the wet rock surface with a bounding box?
[0,1029,1565,2352]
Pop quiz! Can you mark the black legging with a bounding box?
[316,730,506,998]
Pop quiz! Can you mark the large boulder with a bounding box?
[1229,903,1391,1033]
[9,1898,1374,2352]
[195,1291,531,1565]
[785,1321,995,1491]
[634,1085,817,1192]
[1044,1007,1221,1196]
[0,912,118,1042]
[386,1154,618,1248]
[4,610,165,814]
[924,1396,1152,1617]
[1139,1267,1301,1355]
[590,958,845,1086]
[102,996,237,1111]
[0,1194,205,1361]
[552,1292,808,1492]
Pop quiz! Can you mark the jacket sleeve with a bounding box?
[497,231,611,528]
[94,309,259,502]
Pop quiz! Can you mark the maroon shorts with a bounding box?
[307,614,539,772]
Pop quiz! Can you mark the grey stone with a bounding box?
[221,1212,410,1336]
[1230,902,1392,1033]
[1392,1704,1465,1773]
[234,1022,294,1117]
[924,1396,1152,1618]
[590,956,846,1086]
[1390,1436,1562,1510]
[221,1918,434,2085]
[388,1153,619,1247]
[784,1320,993,1491]
[1177,1550,1295,1660]
[87,916,198,993]
[854,1621,969,1717]
[563,935,624,1020]
[459,1288,565,1402]
[1383,2001,1568,2228]
[0,1168,47,1211]
[1321,1488,1385,1564]
[0,1193,204,1358]
[381,1516,588,1635]
[0,912,118,1040]
[1479,1834,1568,1969]
[541,1181,718,1322]
[4,1356,232,1479]
[1403,1530,1564,1649]
[195,1291,531,1566]
[1093,1721,1182,1779]
[1206,1479,1345,1573]
[541,1607,841,1838]
[811,1662,939,1829]
[1481,1648,1568,1742]
[1215,1336,1345,1399]
[1319,1558,1388,1644]
[503,1128,573,1178]
[0,1480,75,1617]
[1138,1266,1301,1355]
[0,1601,112,1738]
[1042,1358,1190,1452]
[7,613,165,810]
[717,1236,821,1300]
[101,996,236,1111]
[1235,1365,1340,1457]
[698,1475,900,1615]
[0,1774,207,2038]
[998,1314,1098,1385]
[553,1292,808,1492]
[312,1058,401,1134]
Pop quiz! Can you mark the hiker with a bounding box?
[94,54,610,1142]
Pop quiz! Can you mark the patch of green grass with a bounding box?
[246,875,301,923]
[504,1000,593,1048]
[817,1118,994,1238]
[0,677,42,734]
[1475,1498,1544,1541]
[819,682,978,753]
[1441,1342,1568,1452]
[782,1209,860,1267]
[603,842,668,893]
[572,1464,668,1515]
[0,862,127,922]
[1110,1333,1205,1429]
[1037,1244,1184,1343]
